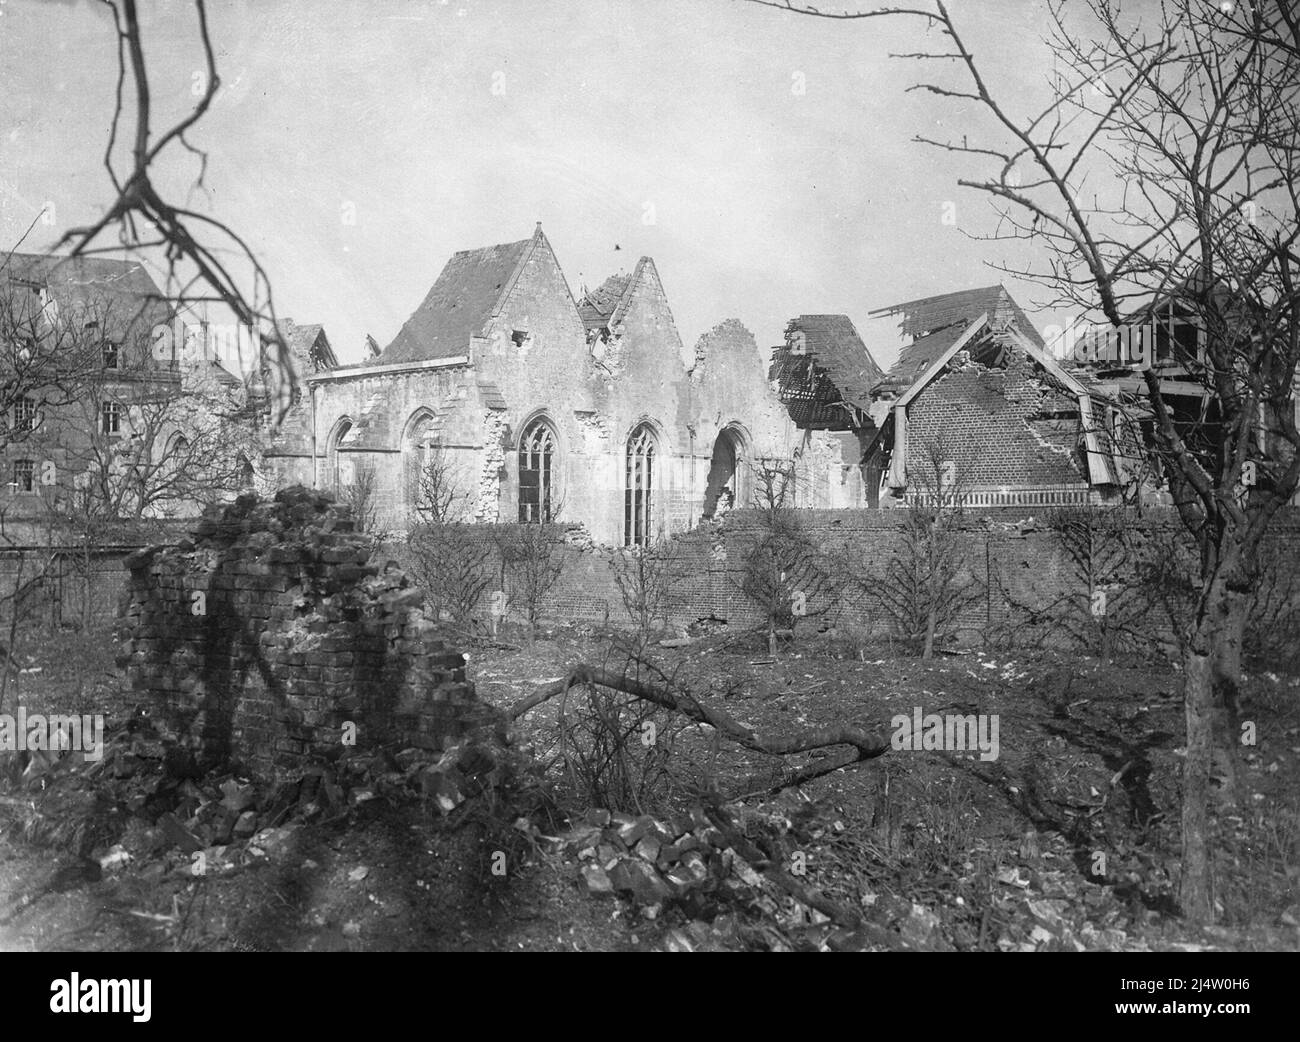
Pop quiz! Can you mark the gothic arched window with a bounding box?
[625,423,657,546]
[518,418,557,523]
[329,419,353,493]
[404,410,437,517]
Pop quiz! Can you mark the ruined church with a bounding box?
[267,224,865,545]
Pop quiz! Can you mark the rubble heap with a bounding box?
[2,707,540,907]
[545,807,729,910]
[116,487,497,778]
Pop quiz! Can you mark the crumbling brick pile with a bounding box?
[116,487,497,778]
[529,806,777,922]
[528,806,955,950]
[560,808,723,907]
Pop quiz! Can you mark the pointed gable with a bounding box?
[576,257,676,340]
[906,361,1091,489]
[871,285,1045,397]
[273,317,337,376]
[285,323,336,371]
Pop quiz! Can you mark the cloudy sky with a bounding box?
[1,0,1075,371]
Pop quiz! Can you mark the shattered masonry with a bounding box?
[116,487,497,778]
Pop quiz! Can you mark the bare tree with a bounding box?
[407,448,492,632]
[494,512,567,646]
[749,0,1300,923]
[1046,506,1151,661]
[737,457,843,655]
[340,462,381,538]
[991,505,1161,659]
[546,650,688,815]
[608,541,685,650]
[15,0,296,420]
[41,346,254,629]
[876,437,980,658]
[1244,549,1300,673]
[0,284,128,649]
[409,445,465,527]
[0,282,103,457]
[48,353,255,523]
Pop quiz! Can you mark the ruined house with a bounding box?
[766,314,883,508]
[0,254,345,549]
[268,224,860,545]
[765,285,1137,509]
[1054,275,1297,506]
[862,285,1131,508]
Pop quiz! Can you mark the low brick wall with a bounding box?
[391,507,1300,655]
[116,488,494,778]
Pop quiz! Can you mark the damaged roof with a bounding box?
[577,272,633,332]
[769,314,885,428]
[577,257,664,335]
[380,237,532,364]
[277,319,337,372]
[872,284,1044,343]
[872,284,1045,396]
[789,315,883,409]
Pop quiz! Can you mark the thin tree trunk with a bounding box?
[1180,641,1215,922]
[1210,585,1249,806]
[0,552,25,720]
[81,540,92,632]
[922,603,936,660]
[922,529,937,659]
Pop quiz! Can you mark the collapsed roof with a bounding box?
[871,284,1045,397]
[577,272,633,334]
[768,314,884,429]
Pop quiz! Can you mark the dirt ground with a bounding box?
[1,622,1297,951]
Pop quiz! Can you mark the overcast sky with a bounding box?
[1,0,1078,372]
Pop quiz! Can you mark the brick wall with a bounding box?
[904,359,1089,491]
[116,488,495,778]
[393,508,1300,653]
[0,550,129,629]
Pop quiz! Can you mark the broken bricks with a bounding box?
[117,489,486,778]
[568,807,764,908]
[3,702,526,886]
[608,858,672,904]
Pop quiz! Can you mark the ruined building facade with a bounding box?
[266,224,862,544]
[769,285,1141,509]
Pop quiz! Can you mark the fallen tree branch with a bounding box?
[509,662,890,798]
[728,748,866,801]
